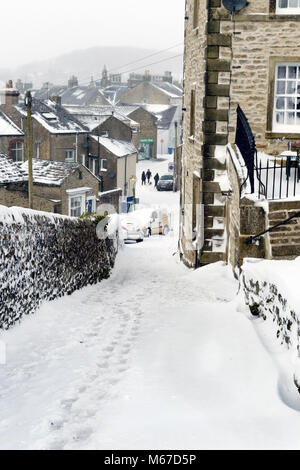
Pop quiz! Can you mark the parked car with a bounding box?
[120,218,144,243]
[157,174,174,191]
[141,209,171,236]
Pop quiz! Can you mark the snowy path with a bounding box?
[1,156,300,450]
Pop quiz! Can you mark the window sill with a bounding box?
[266,131,300,139]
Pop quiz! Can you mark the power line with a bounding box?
[79,52,183,88]
[107,42,184,74]
[76,42,184,87]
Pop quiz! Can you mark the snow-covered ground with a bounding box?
[1,155,300,450]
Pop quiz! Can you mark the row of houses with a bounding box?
[0,72,183,218]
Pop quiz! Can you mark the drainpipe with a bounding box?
[75,132,78,162]
[124,155,128,196]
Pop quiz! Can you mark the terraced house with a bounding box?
[180,0,300,268]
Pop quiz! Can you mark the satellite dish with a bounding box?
[222,0,248,13]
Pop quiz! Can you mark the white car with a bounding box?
[120,219,144,243]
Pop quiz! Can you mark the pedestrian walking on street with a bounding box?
[146,169,152,184]
[154,173,159,187]
[141,171,146,185]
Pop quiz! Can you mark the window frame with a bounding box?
[10,140,24,162]
[276,0,300,14]
[65,149,75,162]
[272,62,300,133]
[69,194,84,217]
[101,159,108,171]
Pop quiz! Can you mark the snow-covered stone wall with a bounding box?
[242,259,300,358]
[0,205,116,329]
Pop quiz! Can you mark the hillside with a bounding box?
[2,46,183,88]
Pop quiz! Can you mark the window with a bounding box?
[273,63,300,132]
[276,0,300,13]
[65,150,75,162]
[35,140,41,159]
[101,159,108,170]
[11,141,24,162]
[70,195,83,217]
[80,154,86,166]
[190,89,195,137]
[193,0,199,28]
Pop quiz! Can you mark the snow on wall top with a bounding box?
[0,203,75,224]
[0,110,24,136]
[91,135,137,157]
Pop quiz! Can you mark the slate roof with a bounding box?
[151,82,183,98]
[0,154,27,184]
[141,104,177,129]
[0,154,94,186]
[91,136,137,158]
[0,110,24,136]
[64,105,139,129]
[35,86,110,106]
[15,99,88,134]
[102,85,129,105]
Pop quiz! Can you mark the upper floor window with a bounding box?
[101,159,108,170]
[11,141,24,162]
[273,63,300,132]
[276,0,300,13]
[65,149,75,162]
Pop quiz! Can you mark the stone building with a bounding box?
[0,110,24,160]
[180,0,300,268]
[89,136,137,197]
[0,153,101,216]
[117,105,158,159]
[0,92,89,165]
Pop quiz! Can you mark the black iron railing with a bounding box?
[256,156,300,200]
[244,210,300,245]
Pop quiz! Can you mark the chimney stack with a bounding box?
[0,80,20,105]
[51,95,62,106]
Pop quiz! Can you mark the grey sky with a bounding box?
[1,0,185,68]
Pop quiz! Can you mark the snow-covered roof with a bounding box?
[0,154,90,186]
[151,81,183,98]
[0,110,24,136]
[15,99,88,134]
[64,105,139,129]
[141,104,177,129]
[34,85,110,107]
[0,154,27,184]
[91,136,137,158]
[21,159,83,186]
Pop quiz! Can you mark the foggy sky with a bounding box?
[1,0,185,68]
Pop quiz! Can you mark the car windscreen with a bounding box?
[160,175,173,180]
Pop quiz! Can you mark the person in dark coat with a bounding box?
[146,169,152,184]
[141,171,146,185]
[154,173,159,187]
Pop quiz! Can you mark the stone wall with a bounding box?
[268,200,300,259]
[242,261,300,359]
[0,205,117,329]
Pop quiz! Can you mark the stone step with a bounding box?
[200,251,226,264]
